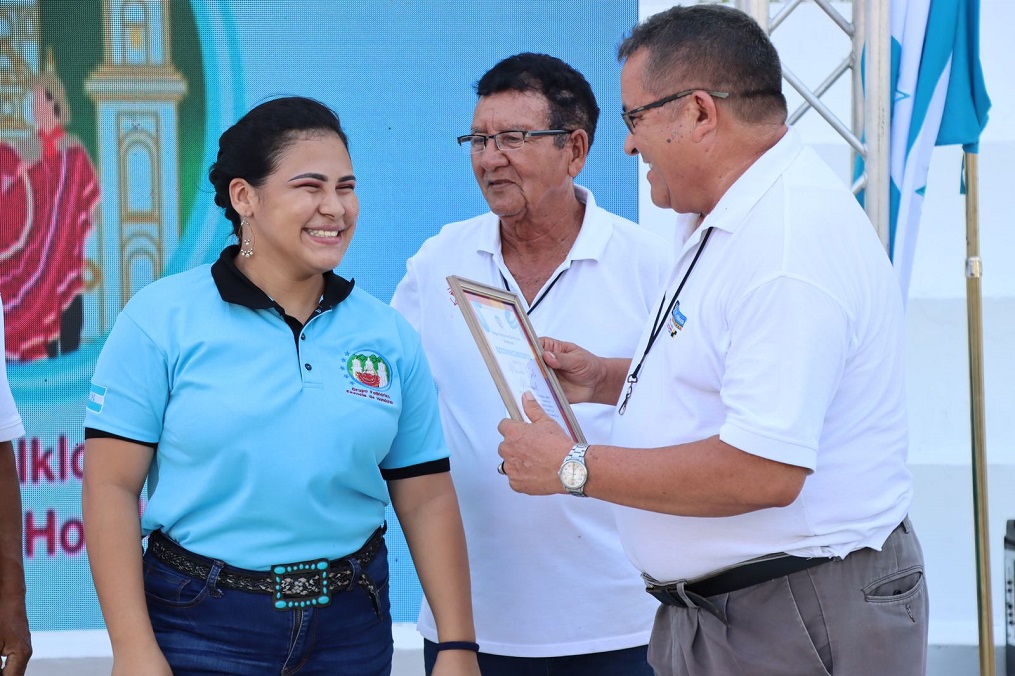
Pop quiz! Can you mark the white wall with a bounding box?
[637,0,1015,650]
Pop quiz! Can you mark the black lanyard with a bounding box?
[618,226,714,415]
[500,267,567,315]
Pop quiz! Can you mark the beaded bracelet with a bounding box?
[434,641,480,653]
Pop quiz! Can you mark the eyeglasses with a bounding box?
[621,89,729,133]
[457,129,574,154]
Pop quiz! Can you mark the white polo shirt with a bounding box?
[0,296,25,442]
[611,129,912,582]
[392,187,671,657]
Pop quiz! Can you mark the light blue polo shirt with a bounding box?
[85,246,449,570]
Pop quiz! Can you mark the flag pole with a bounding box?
[964,151,995,676]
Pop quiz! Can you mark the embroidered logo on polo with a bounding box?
[344,350,394,405]
[666,301,688,337]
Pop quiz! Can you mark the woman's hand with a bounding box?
[389,474,477,676]
[111,642,172,676]
[83,438,167,676]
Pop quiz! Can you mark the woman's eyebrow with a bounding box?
[287,172,356,182]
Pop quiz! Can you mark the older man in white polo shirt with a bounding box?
[392,53,670,676]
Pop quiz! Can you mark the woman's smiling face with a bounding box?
[237,131,359,280]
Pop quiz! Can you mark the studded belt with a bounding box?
[146,524,386,611]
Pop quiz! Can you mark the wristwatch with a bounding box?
[558,443,590,497]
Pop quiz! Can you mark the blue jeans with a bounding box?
[144,541,392,675]
[423,640,652,676]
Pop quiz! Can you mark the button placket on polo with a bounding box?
[298,315,325,389]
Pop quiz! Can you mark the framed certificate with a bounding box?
[447,275,586,444]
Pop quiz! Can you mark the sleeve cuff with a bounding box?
[380,457,450,481]
[719,423,816,471]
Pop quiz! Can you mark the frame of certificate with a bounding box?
[446,275,586,444]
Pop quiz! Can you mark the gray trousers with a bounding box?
[648,519,928,676]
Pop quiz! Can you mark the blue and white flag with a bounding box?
[883,0,991,300]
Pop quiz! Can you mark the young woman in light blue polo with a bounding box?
[82,97,480,676]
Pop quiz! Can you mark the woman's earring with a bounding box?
[239,218,254,259]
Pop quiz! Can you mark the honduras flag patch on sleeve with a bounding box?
[87,384,107,413]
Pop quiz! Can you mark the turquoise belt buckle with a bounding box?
[271,558,331,611]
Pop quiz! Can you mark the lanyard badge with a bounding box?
[667,301,687,337]
[619,227,714,415]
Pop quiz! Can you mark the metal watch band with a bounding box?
[559,442,590,497]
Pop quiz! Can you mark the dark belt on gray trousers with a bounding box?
[645,554,835,625]
[646,553,834,605]
[147,523,386,612]
[644,520,910,624]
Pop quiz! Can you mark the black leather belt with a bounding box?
[645,553,834,610]
[147,524,386,611]
[646,520,909,625]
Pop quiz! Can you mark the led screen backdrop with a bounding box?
[1,0,637,630]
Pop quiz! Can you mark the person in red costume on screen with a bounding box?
[0,68,98,362]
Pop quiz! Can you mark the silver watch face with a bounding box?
[560,460,588,489]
